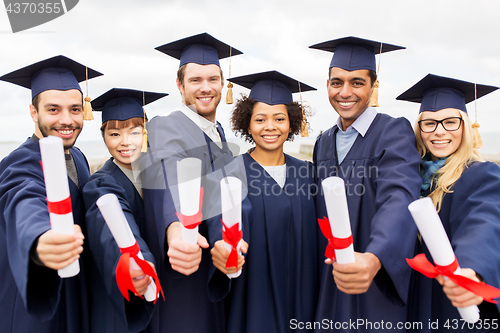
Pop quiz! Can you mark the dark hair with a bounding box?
[31,94,41,111]
[177,63,224,87]
[328,68,377,87]
[230,95,310,143]
[100,117,145,138]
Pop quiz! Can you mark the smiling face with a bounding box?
[420,108,463,160]
[103,122,144,169]
[176,63,224,122]
[327,67,374,130]
[248,102,291,154]
[30,89,84,152]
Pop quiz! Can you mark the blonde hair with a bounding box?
[415,110,484,211]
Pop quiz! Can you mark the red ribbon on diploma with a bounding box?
[317,217,353,259]
[47,196,72,215]
[407,254,500,303]
[41,160,73,215]
[116,242,164,303]
[222,220,242,269]
[176,187,204,229]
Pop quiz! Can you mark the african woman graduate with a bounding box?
[398,74,500,332]
[209,71,320,333]
[82,89,167,333]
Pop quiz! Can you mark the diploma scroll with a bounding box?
[220,177,243,278]
[96,193,159,302]
[320,177,355,264]
[39,136,79,278]
[176,158,203,244]
[407,197,479,323]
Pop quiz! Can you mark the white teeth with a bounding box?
[198,97,212,101]
[263,135,278,139]
[58,130,73,135]
[432,140,450,144]
[338,101,355,107]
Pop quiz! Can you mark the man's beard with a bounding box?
[38,123,81,151]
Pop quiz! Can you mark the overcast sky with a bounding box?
[1,0,499,151]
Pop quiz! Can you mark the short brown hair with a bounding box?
[230,95,310,143]
[328,68,377,87]
[100,117,145,137]
[177,63,224,87]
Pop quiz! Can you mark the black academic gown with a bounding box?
[0,137,90,333]
[408,161,500,333]
[313,113,421,332]
[211,153,320,333]
[82,158,156,333]
[140,111,242,333]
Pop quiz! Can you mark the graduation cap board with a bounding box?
[92,88,168,123]
[155,32,243,68]
[0,55,102,100]
[309,36,405,72]
[396,74,499,114]
[228,70,316,105]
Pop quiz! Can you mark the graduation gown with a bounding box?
[214,153,320,333]
[408,161,500,332]
[0,137,90,333]
[82,158,156,333]
[313,113,421,332]
[140,111,243,333]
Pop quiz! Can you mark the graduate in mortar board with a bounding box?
[208,70,320,333]
[0,55,102,333]
[82,88,168,332]
[398,74,500,332]
[140,33,244,333]
[309,37,421,331]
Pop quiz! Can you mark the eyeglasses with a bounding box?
[418,117,463,133]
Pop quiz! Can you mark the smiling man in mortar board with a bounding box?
[309,37,421,332]
[0,55,102,333]
[140,33,245,333]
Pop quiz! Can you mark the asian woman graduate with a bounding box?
[82,88,167,333]
[397,74,500,332]
[209,71,320,333]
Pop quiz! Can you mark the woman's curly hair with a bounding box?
[230,95,311,143]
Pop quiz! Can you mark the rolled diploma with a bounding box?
[96,193,157,302]
[220,177,242,278]
[177,158,202,244]
[39,136,79,278]
[322,176,355,264]
[408,197,479,323]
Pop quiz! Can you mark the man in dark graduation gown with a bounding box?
[140,33,244,333]
[0,55,102,333]
[82,89,168,333]
[309,37,421,331]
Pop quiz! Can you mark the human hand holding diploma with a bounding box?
[96,193,163,303]
[406,197,500,323]
[318,177,355,264]
[176,158,203,244]
[220,177,243,278]
[39,136,80,278]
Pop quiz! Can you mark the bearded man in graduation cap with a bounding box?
[309,37,421,331]
[0,55,102,333]
[140,33,245,333]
